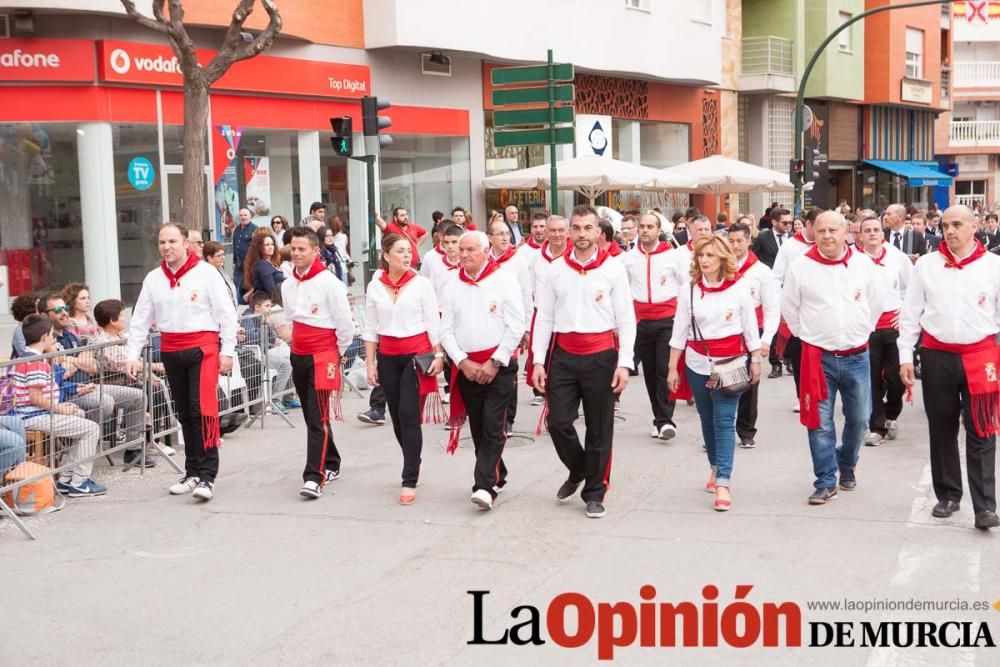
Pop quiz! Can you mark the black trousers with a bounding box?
[378,352,422,488]
[546,347,616,503]
[769,339,780,368]
[458,364,515,498]
[787,335,803,396]
[869,327,905,436]
[633,317,676,428]
[369,384,386,412]
[161,347,219,483]
[921,349,997,514]
[291,353,342,484]
[504,358,519,427]
[736,328,764,440]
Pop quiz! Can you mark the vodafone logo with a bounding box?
[0,48,61,69]
[109,48,130,74]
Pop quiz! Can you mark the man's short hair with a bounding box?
[771,208,791,220]
[22,313,53,346]
[805,208,825,223]
[441,224,464,238]
[671,212,684,224]
[203,241,224,258]
[728,222,752,238]
[621,213,637,226]
[309,201,325,214]
[598,218,615,243]
[987,213,999,224]
[685,207,701,219]
[289,227,319,246]
[451,206,466,215]
[10,292,39,323]
[93,299,125,328]
[41,291,63,311]
[531,212,549,222]
[251,291,273,310]
[432,211,445,223]
[392,206,406,219]
[161,221,188,238]
[570,204,598,221]
[717,212,728,224]
[689,215,712,228]
[459,230,490,250]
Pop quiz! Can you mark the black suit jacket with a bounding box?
[924,234,941,252]
[883,228,927,256]
[976,229,1000,251]
[751,229,783,268]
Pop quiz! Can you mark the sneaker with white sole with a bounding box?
[886,420,898,440]
[324,469,340,483]
[792,402,800,413]
[658,424,677,441]
[531,395,544,407]
[470,489,493,510]
[300,481,322,499]
[192,481,214,501]
[66,478,108,498]
[153,442,177,457]
[169,476,200,495]
[649,425,660,438]
[864,431,884,447]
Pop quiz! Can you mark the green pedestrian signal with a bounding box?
[330,116,354,157]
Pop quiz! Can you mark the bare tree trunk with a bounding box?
[182,78,209,232]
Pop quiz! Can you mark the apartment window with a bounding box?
[838,12,852,52]
[625,0,649,10]
[905,28,924,79]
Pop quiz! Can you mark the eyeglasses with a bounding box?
[47,305,69,314]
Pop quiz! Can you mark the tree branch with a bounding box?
[204,0,282,83]
[119,0,170,34]
[217,0,257,59]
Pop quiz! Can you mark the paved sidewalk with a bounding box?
[2,375,998,665]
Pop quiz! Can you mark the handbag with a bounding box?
[689,285,751,397]
[413,352,437,375]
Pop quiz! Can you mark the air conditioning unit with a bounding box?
[0,15,10,39]
[421,51,452,77]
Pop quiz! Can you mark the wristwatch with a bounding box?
[491,359,503,369]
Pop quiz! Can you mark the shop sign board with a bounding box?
[0,39,96,82]
[127,157,155,191]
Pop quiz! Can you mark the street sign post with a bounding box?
[490,50,574,215]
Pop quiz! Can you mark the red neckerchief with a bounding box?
[442,254,460,270]
[161,252,200,289]
[564,247,611,275]
[805,244,852,268]
[792,231,814,245]
[539,242,566,263]
[697,276,740,296]
[607,243,624,257]
[735,250,759,279]
[685,241,693,250]
[458,259,501,286]
[525,237,542,249]
[939,240,987,270]
[491,245,516,265]
[434,245,446,256]
[856,243,887,266]
[639,241,672,256]
[294,257,327,282]
[379,269,418,295]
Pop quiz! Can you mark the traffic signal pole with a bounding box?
[548,49,559,216]
[793,0,949,214]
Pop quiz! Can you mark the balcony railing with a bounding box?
[953,61,1000,88]
[956,194,987,208]
[949,120,1000,147]
[741,36,794,77]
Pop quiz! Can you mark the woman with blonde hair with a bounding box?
[667,235,761,512]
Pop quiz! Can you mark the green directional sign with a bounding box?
[494,107,575,128]
[491,63,574,85]
[492,84,574,107]
[493,126,574,148]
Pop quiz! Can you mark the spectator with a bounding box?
[503,205,523,245]
[61,282,98,342]
[278,245,294,278]
[911,214,940,253]
[302,201,326,232]
[0,416,27,472]
[318,227,345,281]
[270,215,289,248]
[328,215,351,283]
[203,241,238,307]
[232,207,257,304]
[619,214,638,251]
[375,207,428,268]
[242,292,298,413]
[9,291,40,359]
[716,212,729,231]
[12,314,106,497]
[976,212,1000,251]
[243,229,285,304]
[450,206,477,231]
[186,229,204,259]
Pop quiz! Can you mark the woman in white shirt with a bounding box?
[363,233,445,505]
[667,235,761,512]
[330,215,351,284]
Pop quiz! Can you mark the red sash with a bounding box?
[161,252,200,289]
[556,331,617,355]
[922,333,1000,437]
[775,319,793,358]
[446,347,499,454]
[160,331,221,448]
[876,310,899,331]
[633,299,677,321]
[379,332,444,424]
[673,335,747,400]
[291,322,342,423]
[798,341,869,429]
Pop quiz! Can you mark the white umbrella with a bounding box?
[656,155,794,194]
[482,155,691,205]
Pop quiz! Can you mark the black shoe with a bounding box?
[357,409,386,425]
[974,511,1000,530]
[768,365,782,379]
[784,360,793,375]
[504,422,514,438]
[914,364,922,380]
[932,500,961,518]
[839,474,857,491]
[123,449,156,469]
[808,487,838,505]
[738,436,756,449]
[556,479,582,503]
[585,501,606,518]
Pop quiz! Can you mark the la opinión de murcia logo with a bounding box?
[468,587,997,660]
[109,48,183,76]
[0,48,61,69]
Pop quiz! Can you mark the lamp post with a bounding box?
[793,0,951,213]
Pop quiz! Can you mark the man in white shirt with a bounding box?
[526,215,569,406]
[420,223,462,293]
[781,210,882,505]
[620,214,638,251]
[856,216,912,447]
[440,231,526,511]
[772,209,818,398]
[899,204,1000,530]
[516,212,548,287]
[531,205,636,519]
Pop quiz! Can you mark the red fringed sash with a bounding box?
[161,331,221,448]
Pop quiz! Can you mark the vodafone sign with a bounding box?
[0,39,95,82]
[97,40,370,99]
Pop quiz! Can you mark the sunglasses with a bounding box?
[48,305,69,314]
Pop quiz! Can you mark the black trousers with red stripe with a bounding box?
[634,316,676,429]
[162,347,219,483]
[868,327,905,436]
[546,346,616,503]
[457,364,515,498]
[291,353,342,485]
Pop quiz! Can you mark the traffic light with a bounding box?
[330,116,353,157]
[789,158,803,185]
[361,95,392,147]
[804,147,821,183]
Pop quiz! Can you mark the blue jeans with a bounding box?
[807,351,872,490]
[687,368,741,487]
[0,415,27,471]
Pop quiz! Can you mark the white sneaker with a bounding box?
[441,391,450,404]
[658,424,677,441]
[792,402,800,413]
[324,469,340,483]
[169,476,199,495]
[649,424,660,438]
[864,431,884,447]
[470,489,493,510]
[153,442,176,457]
[192,481,214,501]
[531,395,544,407]
[886,420,898,440]
[300,481,322,499]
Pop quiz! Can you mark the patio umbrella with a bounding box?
[654,155,794,212]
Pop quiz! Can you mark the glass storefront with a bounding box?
[380,135,471,232]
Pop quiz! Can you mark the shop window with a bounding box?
[640,121,690,169]
[0,122,83,295]
[113,124,163,304]
[380,135,471,235]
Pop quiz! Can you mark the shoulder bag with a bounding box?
[690,284,751,397]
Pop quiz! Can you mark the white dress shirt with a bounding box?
[127,260,239,360]
[737,254,781,345]
[772,234,813,286]
[669,279,761,376]
[859,242,912,317]
[439,267,526,366]
[492,248,534,321]
[621,243,682,305]
[280,268,354,355]
[363,271,441,345]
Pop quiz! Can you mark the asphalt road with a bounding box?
[2,370,998,665]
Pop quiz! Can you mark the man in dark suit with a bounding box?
[911,213,939,253]
[751,206,791,269]
[976,213,1000,251]
[882,203,926,257]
